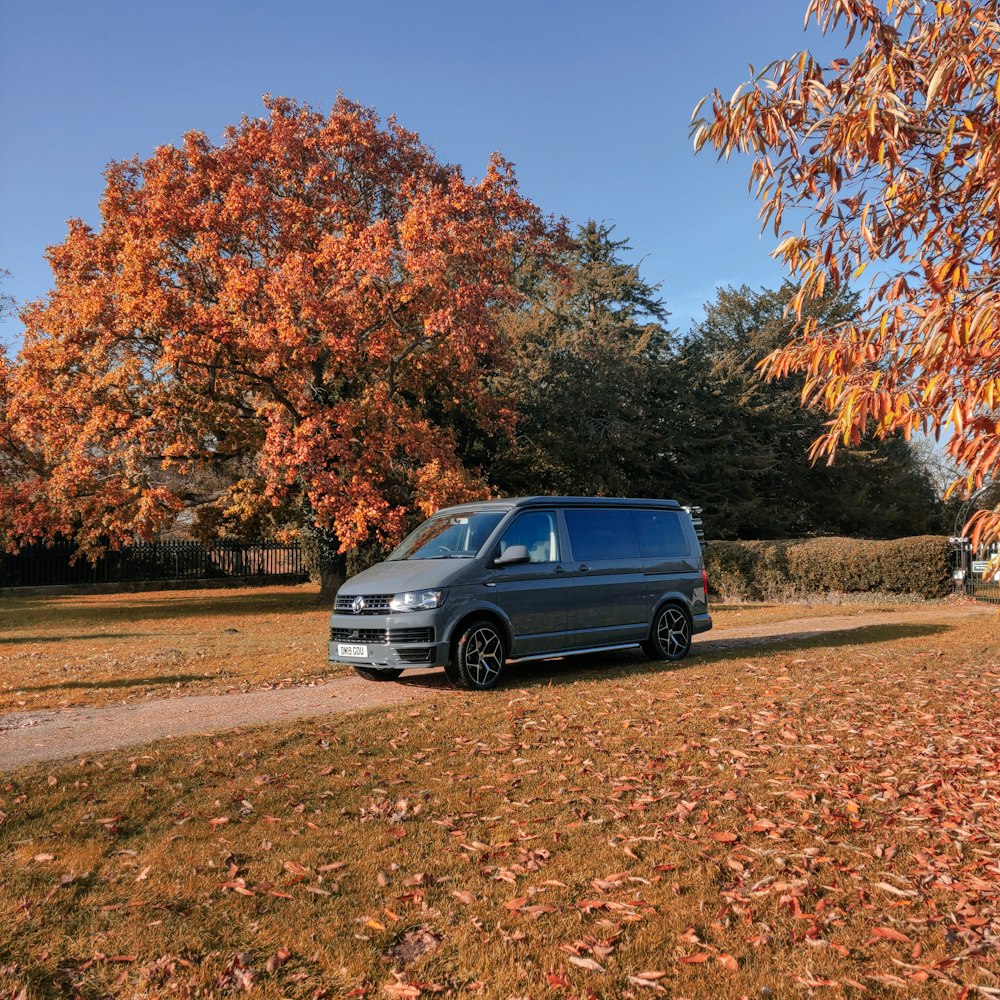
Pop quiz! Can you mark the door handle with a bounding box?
[578,564,591,573]
[554,565,567,574]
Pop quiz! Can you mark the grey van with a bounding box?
[328,497,711,690]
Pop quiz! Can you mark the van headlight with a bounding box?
[389,589,447,612]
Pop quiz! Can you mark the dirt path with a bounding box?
[0,605,988,770]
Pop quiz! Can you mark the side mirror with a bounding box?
[493,544,530,567]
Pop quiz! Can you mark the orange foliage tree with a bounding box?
[2,97,558,585]
[692,0,1000,542]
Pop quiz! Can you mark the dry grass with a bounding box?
[0,585,898,715]
[1,604,998,998]
[0,585,342,714]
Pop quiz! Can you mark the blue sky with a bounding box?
[0,0,843,348]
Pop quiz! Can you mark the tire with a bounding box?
[445,619,508,691]
[642,604,692,661]
[353,666,404,681]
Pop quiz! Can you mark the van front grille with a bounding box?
[330,627,435,645]
[334,594,392,613]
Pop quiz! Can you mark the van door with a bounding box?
[491,509,570,656]
[562,507,648,647]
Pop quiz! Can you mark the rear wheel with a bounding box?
[642,604,692,661]
[352,666,404,681]
[445,619,507,691]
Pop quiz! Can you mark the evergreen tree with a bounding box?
[488,222,677,497]
[675,284,942,538]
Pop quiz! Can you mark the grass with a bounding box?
[1,602,997,998]
[0,585,918,715]
[0,585,338,714]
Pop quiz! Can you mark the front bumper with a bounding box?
[328,610,450,670]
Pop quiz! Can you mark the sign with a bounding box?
[972,560,990,575]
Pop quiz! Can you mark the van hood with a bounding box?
[337,559,476,596]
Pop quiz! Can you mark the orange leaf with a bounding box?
[871,927,911,943]
[710,832,739,843]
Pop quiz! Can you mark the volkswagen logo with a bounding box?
[351,596,366,614]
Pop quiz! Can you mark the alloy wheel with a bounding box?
[465,626,504,687]
[656,606,690,659]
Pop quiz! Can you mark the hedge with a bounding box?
[705,536,952,601]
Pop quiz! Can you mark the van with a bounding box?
[328,496,711,690]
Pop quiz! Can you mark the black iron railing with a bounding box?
[0,540,308,589]
[964,578,1000,604]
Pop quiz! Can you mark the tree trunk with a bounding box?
[300,526,347,603]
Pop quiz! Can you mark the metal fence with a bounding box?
[964,578,1000,604]
[0,540,308,589]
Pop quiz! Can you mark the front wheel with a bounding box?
[642,604,692,661]
[445,619,508,690]
[353,666,404,681]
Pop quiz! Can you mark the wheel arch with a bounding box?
[446,607,512,656]
[648,594,693,640]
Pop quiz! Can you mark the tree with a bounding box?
[3,97,557,593]
[692,0,1000,542]
[0,269,13,323]
[489,221,676,497]
[674,283,942,538]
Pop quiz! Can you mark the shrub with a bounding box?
[705,540,790,602]
[705,535,951,601]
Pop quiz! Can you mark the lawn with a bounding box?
[0,585,907,715]
[1,603,997,998]
[0,585,337,714]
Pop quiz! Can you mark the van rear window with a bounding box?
[564,509,640,561]
[633,509,690,558]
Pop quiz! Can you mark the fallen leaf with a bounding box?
[870,927,911,943]
[627,976,666,992]
[568,955,604,972]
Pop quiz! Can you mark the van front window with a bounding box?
[388,511,506,561]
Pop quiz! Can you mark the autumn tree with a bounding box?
[3,97,557,594]
[692,0,1000,542]
[0,269,13,322]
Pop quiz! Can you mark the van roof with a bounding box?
[436,496,683,515]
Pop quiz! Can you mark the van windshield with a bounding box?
[388,510,506,561]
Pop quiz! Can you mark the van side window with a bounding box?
[564,509,640,561]
[498,511,560,563]
[633,509,690,558]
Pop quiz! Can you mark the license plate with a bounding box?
[337,643,368,658]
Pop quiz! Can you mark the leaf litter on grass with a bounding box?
[0,608,997,997]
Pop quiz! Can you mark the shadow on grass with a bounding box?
[696,621,950,656]
[0,633,146,645]
[7,674,214,695]
[0,589,323,630]
[395,621,954,692]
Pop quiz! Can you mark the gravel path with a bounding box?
[0,605,986,770]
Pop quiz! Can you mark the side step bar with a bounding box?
[509,642,641,664]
